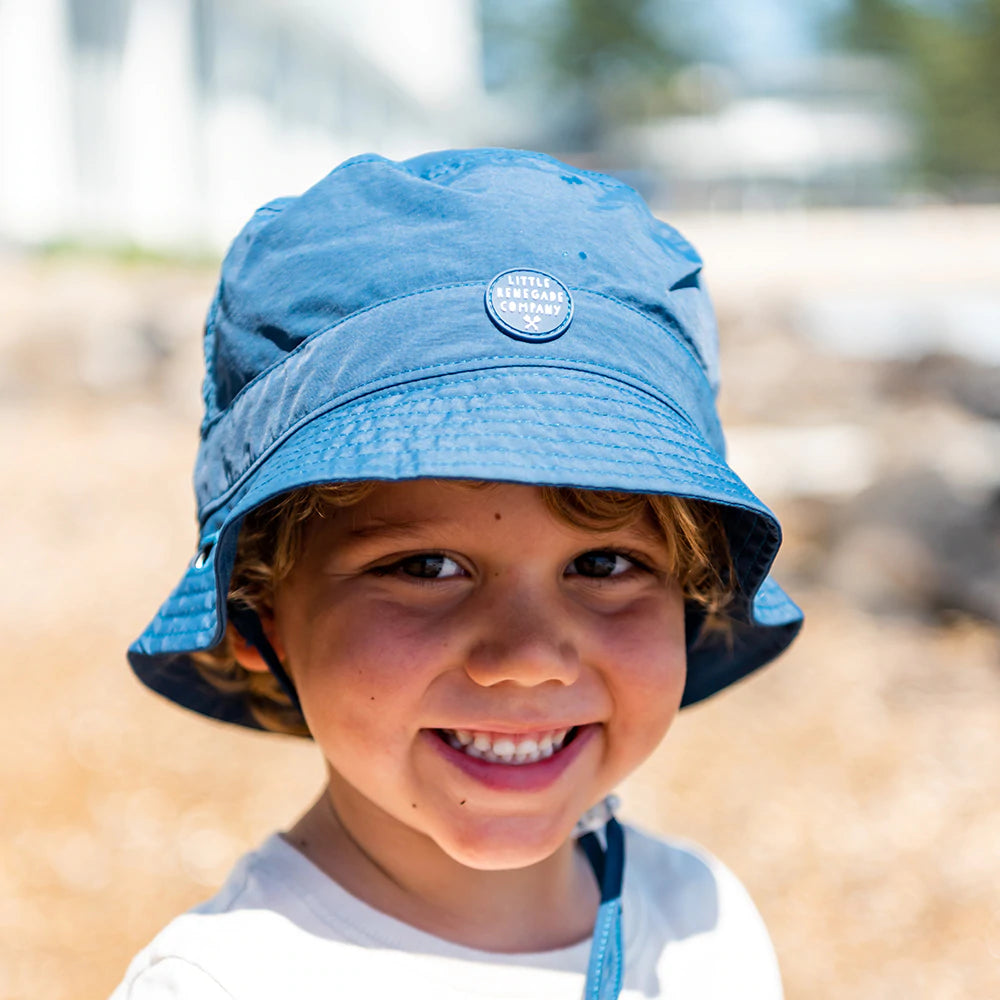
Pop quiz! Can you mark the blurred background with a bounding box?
[1,1,998,997]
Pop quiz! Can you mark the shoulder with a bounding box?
[109,956,235,1000]
[622,825,783,999]
[109,835,333,999]
[624,824,762,933]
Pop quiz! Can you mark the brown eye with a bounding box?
[377,554,465,579]
[567,551,631,578]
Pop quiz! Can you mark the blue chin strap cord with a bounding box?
[228,605,303,717]
[578,816,625,1000]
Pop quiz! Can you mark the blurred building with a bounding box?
[623,56,914,210]
[0,0,484,251]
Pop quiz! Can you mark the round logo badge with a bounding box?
[484,268,573,343]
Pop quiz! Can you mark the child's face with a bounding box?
[263,480,686,871]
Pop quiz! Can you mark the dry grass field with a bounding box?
[2,209,998,999]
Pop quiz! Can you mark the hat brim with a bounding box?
[129,365,802,730]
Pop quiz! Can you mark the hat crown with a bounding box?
[203,149,720,423]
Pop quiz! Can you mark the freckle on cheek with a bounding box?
[493,512,501,521]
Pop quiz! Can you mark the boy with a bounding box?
[116,149,802,999]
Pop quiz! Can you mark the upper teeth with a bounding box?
[442,728,572,764]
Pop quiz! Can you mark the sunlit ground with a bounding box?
[2,208,998,999]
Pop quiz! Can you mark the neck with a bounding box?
[283,783,600,953]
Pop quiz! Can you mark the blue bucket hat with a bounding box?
[129,148,802,732]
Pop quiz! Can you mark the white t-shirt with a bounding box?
[111,825,782,999]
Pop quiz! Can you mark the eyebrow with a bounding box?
[342,517,445,542]
[620,518,668,543]
[341,513,667,548]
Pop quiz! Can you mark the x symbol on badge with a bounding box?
[522,315,540,331]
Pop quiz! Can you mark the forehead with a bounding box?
[339,480,556,535]
[319,479,662,543]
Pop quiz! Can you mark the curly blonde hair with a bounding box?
[193,481,736,736]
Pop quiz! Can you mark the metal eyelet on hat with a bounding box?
[193,541,214,569]
[485,268,574,343]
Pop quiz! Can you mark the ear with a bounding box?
[228,614,286,674]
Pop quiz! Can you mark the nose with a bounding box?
[462,582,581,688]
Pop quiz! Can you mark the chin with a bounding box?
[435,816,575,871]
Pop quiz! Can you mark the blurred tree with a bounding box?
[834,0,1000,192]
[545,0,677,88]
[480,0,682,149]
[837,0,904,53]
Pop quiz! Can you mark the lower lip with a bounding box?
[424,725,599,792]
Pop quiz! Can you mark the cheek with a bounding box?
[298,675,413,793]
[599,603,687,750]
[606,656,685,780]
[287,606,441,735]
[630,638,687,704]
[614,651,685,735]
[601,600,687,688]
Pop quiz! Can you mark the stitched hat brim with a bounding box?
[129,365,802,730]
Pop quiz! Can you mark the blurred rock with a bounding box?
[872,402,1000,495]
[727,423,877,499]
[0,257,211,415]
[797,291,1000,366]
[882,353,1000,423]
[829,470,1000,625]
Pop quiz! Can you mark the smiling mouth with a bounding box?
[434,727,581,765]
